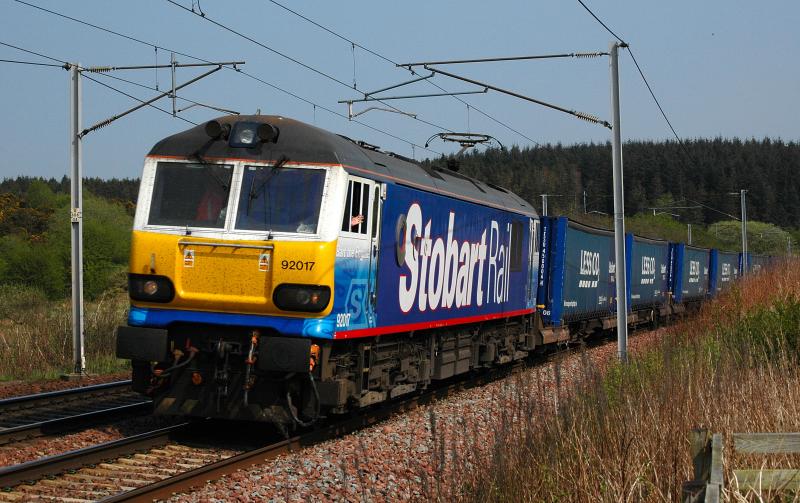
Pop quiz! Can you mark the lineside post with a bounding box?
[610,42,628,363]
[68,62,86,378]
[740,189,747,275]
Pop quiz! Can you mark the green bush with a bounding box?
[0,234,65,298]
[726,297,800,362]
[4,190,135,300]
[37,190,132,299]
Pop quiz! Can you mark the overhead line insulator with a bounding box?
[85,66,114,73]
[574,52,607,59]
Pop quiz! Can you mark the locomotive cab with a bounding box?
[117,116,354,426]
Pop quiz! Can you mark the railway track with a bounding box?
[0,361,525,502]
[0,330,633,502]
[0,381,152,445]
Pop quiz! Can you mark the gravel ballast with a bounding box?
[0,415,179,468]
[168,330,662,502]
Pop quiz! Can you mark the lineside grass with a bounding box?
[0,283,130,380]
[428,261,800,502]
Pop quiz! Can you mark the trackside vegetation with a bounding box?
[442,261,800,502]
[0,179,133,379]
[0,179,133,299]
[0,284,128,379]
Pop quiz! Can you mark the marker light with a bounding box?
[309,343,320,372]
[273,284,331,312]
[205,120,230,139]
[128,274,175,303]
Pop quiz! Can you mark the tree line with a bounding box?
[429,137,800,230]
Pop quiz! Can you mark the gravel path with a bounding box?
[0,372,130,400]
[168,329,663,502]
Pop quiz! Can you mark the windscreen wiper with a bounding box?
[248,155,289,204]
[206,166,230,191]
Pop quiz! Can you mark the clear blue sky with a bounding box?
[1,0,798,180]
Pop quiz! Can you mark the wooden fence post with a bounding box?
[705,433,723,503]
[683,428,711,503]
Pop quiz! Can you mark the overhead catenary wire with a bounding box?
[576,0,627,45]
[78,73,200,133]
[421,65,612,129]
[88,63,237,115]
[0,58,65,68]
[401,52,608,66]
[575,0,695,167]
[231,67,443,155]
[684,198,741,221]
[264,0,542,147]
[0,40,68,66]
[0,39,218,125]
[10,0,441,156]
[164,0,455,135]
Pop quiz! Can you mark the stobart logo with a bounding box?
[397,203,512,313]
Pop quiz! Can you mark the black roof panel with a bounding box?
[148,114,537,217]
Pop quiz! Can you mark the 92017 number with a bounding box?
[281,260,315,271]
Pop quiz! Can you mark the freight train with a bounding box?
[116,115,770,427]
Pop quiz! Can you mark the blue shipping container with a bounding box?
[751,254,771,273]
[671,243,710,302]
[625,234,671,310]
[710,250,740,294]
[539,217,617,325]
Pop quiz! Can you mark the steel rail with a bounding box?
[0,423,190,488]
[0,380,152,445]
[0,401,152,445]
[0,380,132,408]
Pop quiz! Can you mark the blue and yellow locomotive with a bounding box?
[116,115,540,426]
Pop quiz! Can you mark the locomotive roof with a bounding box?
[148,114,537,217]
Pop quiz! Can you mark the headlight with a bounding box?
[129,274,175,303]
[143,280,159,296]
[273,284,331,313]
[236,127,255,145]
[228,121,280,148]
[229,121,258,147]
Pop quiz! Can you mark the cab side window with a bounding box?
[340,180,370,235]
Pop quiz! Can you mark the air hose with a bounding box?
[154,347,199,378]
[286,373,321,427]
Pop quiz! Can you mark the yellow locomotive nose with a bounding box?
[129,231,335,317]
